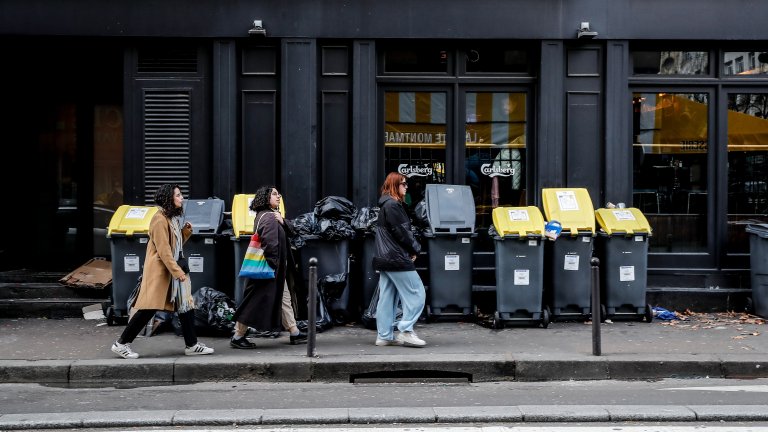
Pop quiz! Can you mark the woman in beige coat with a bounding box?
[110,184,214,359]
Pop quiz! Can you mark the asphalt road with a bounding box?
[2,378,767,414]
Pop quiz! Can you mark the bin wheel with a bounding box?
[105,306,117,326]
[644,304,654,323]
[600,304,607,323]
[746,297,754,314]
[492,311,504,330]
[541,308,550,329]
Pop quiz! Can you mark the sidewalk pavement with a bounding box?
[0,313,766,384]
[1,315,767,429]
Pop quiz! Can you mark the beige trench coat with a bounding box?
[134,211,192,311]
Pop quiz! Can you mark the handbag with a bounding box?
[176,251,190,274]
[238,213,276,279]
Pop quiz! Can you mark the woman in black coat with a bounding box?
[230,186,289,349]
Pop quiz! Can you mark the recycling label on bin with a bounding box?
[556,191,579,211]
[564,254,579,271]
[189,256,204,273]
[124,255,140,272]
[612,210,636,221]
[619,265,635,281]
[125,207,150,219]
[445,254,460,271]
[514,269,530,285]
[508,209,530,221]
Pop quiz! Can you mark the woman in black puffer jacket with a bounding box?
[372,172,427,348]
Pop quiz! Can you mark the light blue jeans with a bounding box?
[376,270,426,340]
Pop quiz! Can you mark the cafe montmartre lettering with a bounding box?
[385,132,445,144]
[385,131,481,145]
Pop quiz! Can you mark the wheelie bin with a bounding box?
[595,207,653,322]
[232,194,287,306]
[423,184,477,320]
[181,198,226,295]
[491,206,549,328]
[105,205,158,325]
[295,236,351,321]
[541,188,596,321]
[746,224,768,318]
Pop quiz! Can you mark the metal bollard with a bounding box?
[591,257,601,356]
[307,257,318,357]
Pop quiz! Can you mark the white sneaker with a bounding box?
[396,331,426,347]
[185,342,214,356]
[375,338,403,346]
[111,341,139,359]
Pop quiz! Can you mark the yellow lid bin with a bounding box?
[541,188,596,236]
[492,206,545,238]
[595,207,652,236]
[231,193,285,237]
[107,205,158,237]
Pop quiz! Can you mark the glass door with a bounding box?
[631,90,715,267]
[383,90,450,209]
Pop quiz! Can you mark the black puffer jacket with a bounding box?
[372,194,421,272]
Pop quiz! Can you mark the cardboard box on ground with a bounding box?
[59,258,112,289]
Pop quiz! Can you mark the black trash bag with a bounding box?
[192,286,236,336]
[314,196,357,222]
[317,218,356,240]
[320,273,348,300]
[352,206,379,233]
[291,212,319,249]
[488,224,499,237]
[412,199,429,228]
[148,311,182,336]
[296,290,334,333]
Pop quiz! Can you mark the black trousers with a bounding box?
[118,309,197,347]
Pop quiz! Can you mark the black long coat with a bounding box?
[233,210,288,331]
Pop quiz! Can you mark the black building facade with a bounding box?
[2,0,767,297]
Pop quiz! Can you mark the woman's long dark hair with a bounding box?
[249,185,276,212]
[154,183,184,218]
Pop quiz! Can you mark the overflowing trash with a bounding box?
[193,287,236,336]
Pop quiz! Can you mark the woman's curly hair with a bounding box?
[154,183,184,218]
[249,185,277,212]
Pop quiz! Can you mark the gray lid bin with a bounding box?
[746,224,768,318]
[423,184,476,319]
[181,198,227,295]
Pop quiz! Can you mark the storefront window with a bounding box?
[384,91,447,209]
[465,92,526,228]
[632,51,709,75]
[632,92,709,252]
[727,93,768,253]
[723,52,768,76]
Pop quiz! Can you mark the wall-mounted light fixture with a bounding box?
[249,20,267,36]
[577,22,598,39]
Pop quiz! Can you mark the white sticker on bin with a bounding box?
[124,255,140,272]
[619,265,635,281]
[445,254,460,271]
[514,269,530,285]
[564,254,579,271]
[189,256,204,273]
[461,238,470,243]
[528,239,538,246]
[125,208,149,219]
[613,210,636,221]
[634,235,644,242]
[508,209,530,221]
[556,191,579,211]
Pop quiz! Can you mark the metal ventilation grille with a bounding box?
[143,91,191,204]
[137,47,198,73]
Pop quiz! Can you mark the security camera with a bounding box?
[577,22,598,39]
